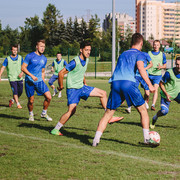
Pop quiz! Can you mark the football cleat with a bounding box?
[17,104,22,109]
[29,115,34,121]
[150,124,155,129]
[9,99,14,107]
[108,116,124,124]
[92,141,99,147]
[58,92,62,98]
[41,114,52,121]
[151,106,156,111]
[51,129,63,136]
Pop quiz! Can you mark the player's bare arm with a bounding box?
[42,68,45,82]
[21,62,38,81]
[83,76,87,85]
[0,66,6,81]
[159,81,171,102]
[145,61,153,71]
[157,63,166,70]
[137,61,155,93]
[57,67,68,91]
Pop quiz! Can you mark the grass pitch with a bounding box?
[0,80,179,179]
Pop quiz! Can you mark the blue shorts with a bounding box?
[48,74,58,86]
[135,76,149,90]
[25,80,49,98]
[107,80,145,110]
[174,93,180,103]
[9,80,23,97]
[149,74,162,85]
[66,85,94,105]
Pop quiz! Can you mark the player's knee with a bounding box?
[28,99,34,105]
[101,90,107,98]
[160,108,169,116]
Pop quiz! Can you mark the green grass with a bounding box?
[0,80,180,179]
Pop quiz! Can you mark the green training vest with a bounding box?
[53,59,65,76]
[161,68,180,100]
[148,51,163,76]
[6,55,23,81]
[66,56,89,89]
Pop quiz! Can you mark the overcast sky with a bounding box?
[0,0,175,29]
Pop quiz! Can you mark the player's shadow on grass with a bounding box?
[18,123,93,145]
[82,105,103,109]
[0,113,25,120]
[0,104,9,107]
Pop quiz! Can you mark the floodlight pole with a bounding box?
[112,0,116,74]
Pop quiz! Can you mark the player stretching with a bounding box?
[21,40,52,121]
[0,45,23,109]
[48,52,67,97]
[92,33,158,147]
[126,52,153,113]
[148,40,167,111]
[51,41,116,135]
[150,56,180,129]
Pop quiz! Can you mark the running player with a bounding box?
[92,33,157,147]
[48,52,67,98]
[21,40,52,121]
[148,40,167,111]
[0,44,23,109]
[150,56,180,129]
[51,41,109,135]
[126,52,153,113]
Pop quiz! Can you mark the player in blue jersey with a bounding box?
[148,40,167,111]
[126,52,153,113]
[92,33,158,147]
[0,45,24,109]
[21,40,52,122]
[50,41,122,136]
[48,52,67,98]
[150,56,180,129]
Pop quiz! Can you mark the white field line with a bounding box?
[0,130,179,169]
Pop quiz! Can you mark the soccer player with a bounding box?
[0,44,23,109]
[51,41,108,135]
[126,52,153,113]
[21,40,52,121]
[150,56,180,129]
[92,33,157,147]
[148,40,167,111]
[48,52,67,98]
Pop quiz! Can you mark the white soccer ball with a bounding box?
[149,131,160,143]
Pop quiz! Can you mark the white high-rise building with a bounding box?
[103,13,135,36]
[136,0,180,46]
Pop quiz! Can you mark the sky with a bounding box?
[0,0,176,30]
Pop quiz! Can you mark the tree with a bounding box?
[65,17,74,43]
[73,17,82,43]
[42,3,63,47]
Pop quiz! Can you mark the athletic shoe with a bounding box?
[58,92,62,98]
[29,115,34,121]
[125,107,131,114]
[150,124,155,129]
[17,104,22,109]
[108,116,124,124]
[92,140,99,147]
[51,129,63,136]
[139,139,159,147]
[41,114,52,121]
[151,106,156,111]
[52,91,58,97]
[9,99,14,107]
[145,101,149,109]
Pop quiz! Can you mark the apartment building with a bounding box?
[136,0,180,46]
[103,13,135,36]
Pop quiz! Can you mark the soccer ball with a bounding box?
[149,131,160,143]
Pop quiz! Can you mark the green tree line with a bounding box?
[0,3,152,61]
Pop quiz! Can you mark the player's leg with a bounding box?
[144,90,150,109]
[25,80,35,121]
[51,104,77,135]
[48,75,58,96]
[16,80,23,108]
[150,97,170,129]
[41,91,52,121]
[89,87,107,109]
[93,109,115,146]
[151,84,159,111]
